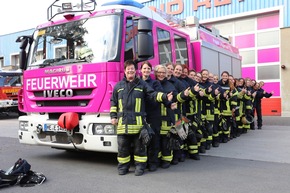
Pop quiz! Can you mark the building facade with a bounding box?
[0,0,289,116]
[0,29,34,70]
[142,0,289,117]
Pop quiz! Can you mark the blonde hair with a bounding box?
[154,65,167,77]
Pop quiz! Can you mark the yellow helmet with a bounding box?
[242,114,254,125]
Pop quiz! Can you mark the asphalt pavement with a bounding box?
[205,118,290,164]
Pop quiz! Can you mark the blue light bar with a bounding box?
[102,0,144,8]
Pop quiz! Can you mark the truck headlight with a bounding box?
[19,121,29,131]
[92,124,116,135]
[93,124,104,134]
[104,125,115,134]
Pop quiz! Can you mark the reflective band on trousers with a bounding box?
[117,155,130,164]
[134,155,147,163]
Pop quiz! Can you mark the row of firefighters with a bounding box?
[110,60,273,176]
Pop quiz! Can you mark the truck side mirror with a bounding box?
[19,50,27,70]
[16,35,33,70]
[137,18,153,61]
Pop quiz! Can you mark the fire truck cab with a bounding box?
[0,70,23,115]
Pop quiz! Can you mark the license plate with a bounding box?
[43,124,66,132]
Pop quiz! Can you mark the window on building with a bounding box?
[11,54,19,69]
[257,30,279,47]
[240,50,255,65]
[234,18,255,33]
[157,28,172,65]
[0,57,3,68]
[174,34,188,65]
[258,64,280,80]
[215,22,234,36]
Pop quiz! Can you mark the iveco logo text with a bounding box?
[43,89,73,97]
[45,67,70,74]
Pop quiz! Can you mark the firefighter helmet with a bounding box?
[241,114,254,125]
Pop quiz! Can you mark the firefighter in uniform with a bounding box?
[186,82,204,159]
[235,78,247,135]
[166,63,187,164]
[155,64,189,169]
[212,75,222,147]
[192,72,205,153]
[181,65,202,160]
[254,81,273,129]
[140,61,163,172]
[199,69,219,151]
[228,75,239,139]
[110,60,173,176]
[243,78,256,132]
[218,71,237,143]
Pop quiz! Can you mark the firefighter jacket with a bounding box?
[235,86,246,120]
[212,83,222,116]
[168,75,186,121]
[199,80,216,121]
[243,86,255,112]
[158,78,188,135]
[178,76,196,116]
[218,80,237,116]
[187,87,200,115]
[184,78,199,117]
[144,76,164,121]
[253,88,272,107]
[110,77,169,135]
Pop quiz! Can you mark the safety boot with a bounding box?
[118,169,129,175]
[135,169,144,176]
[199,146,206,153]
[212,141,219,147]
[189,154,200,160]
[205,143,211,150]
[171,158,179,165]
[161,161,170,169]
[179,153,186,162]
[148,164,157,172]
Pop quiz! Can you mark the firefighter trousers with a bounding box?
[117,134,147,171]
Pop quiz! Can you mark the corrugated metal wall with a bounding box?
[143,0,289,27]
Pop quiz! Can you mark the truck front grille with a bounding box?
[34,89,92,97]
[33,88,93,107]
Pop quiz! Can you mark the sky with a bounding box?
[0,0,150,36]
[0,1,52,35]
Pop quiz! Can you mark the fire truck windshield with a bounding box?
[28,14,121,68]
[0,72,22,87]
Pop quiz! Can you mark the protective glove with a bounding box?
[139,124,155,146]
[174,119,187,140]
[183,122,189,135]
[166,131,181,150]
[181,116,191,135]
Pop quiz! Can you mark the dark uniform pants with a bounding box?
[117,134,147,171]
[147,119,161,167]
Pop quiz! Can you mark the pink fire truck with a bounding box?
[16,0,241,153]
